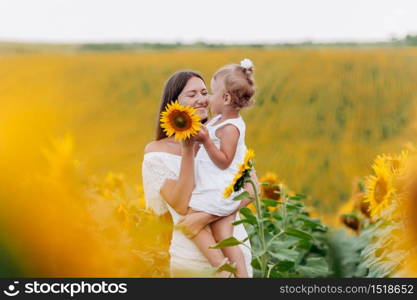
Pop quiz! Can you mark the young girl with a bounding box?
[185,59,256,277]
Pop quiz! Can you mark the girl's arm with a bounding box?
[199,125,240,170]
[160,139,196,215]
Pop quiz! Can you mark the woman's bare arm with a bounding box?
[160,140,196,215]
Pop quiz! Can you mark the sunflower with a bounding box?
[364,163,395,219]
[223,149,255,198]
[260,172,281,201]
[374,151,408,176]
[243,149,255,168]
[160,101,202,141]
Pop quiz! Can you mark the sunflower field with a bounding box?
[1,45,417,277]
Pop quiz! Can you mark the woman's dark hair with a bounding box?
[155,70,205,140]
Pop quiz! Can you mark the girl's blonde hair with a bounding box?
[213,63,255,109]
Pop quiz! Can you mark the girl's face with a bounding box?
[178,76,209,120]
[209,77,226,115]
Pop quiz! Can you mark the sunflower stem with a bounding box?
[248,179,268,277]
[280,184,287,232]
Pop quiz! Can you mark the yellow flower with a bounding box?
[223,185,234,198]
[364,163,395,219]
[374,151,408,176]
[160,101,202,141]
[223,149,255,198]
[260,172,281,200]
[267,206,278,213]
[247,202,256,214]
[243,149,255,167]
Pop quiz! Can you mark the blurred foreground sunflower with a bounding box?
[160,101,202,141]
[365,163,395,219]
[374,151,408,176]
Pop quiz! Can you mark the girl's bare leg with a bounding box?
[192,226,226,267]
[211,213,249,278]
[184,209,228,271]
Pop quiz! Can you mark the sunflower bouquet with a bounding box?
[160,101,202,141]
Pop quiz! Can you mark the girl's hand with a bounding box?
[177,212,220,239]
[195,125,209,144]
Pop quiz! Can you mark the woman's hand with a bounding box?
[181,136,197,149]
[176,212,220,239]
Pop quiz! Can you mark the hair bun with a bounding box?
[240,58,253,69]
[240,58,255,85]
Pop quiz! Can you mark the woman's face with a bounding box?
[178,77,209,120]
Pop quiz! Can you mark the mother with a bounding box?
[142,70,256,277]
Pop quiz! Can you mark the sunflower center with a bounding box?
[171,111,192,131]
[374,177,388,203]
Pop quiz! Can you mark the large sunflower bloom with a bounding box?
[160,101,202,141]
[364,163,395,219]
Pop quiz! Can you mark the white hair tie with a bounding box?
[240,58,253,69]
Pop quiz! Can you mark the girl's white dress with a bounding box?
[189,114,247,216]
[142,151,253,277]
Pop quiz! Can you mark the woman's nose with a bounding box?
[197,94,209,107]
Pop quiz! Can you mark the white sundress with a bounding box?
[189,114,248,216]
[141,151,253,277]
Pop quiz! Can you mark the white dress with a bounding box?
[142,151,253,277]
[190,114,247,216]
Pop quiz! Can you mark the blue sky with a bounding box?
[0,0,416,43]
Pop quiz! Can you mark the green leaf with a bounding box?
[252,249,267,259]
[210,237,243,249]
[231,219,253,226]
[268,248,300,262]
[215,263,237,277]
[261,199,278,207]
[298,239,313,250]
[285,203,303,211]
[275,260,295,272]
[233,191,251,201]
[268,237,300,250]
[239,207,257,224]
[289,194,306,200]
[285,228,313,241]
[296,257,329,277]
[297,216,327,231]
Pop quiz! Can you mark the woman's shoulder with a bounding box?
[143,140,181,160]
[144,140,162,154]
